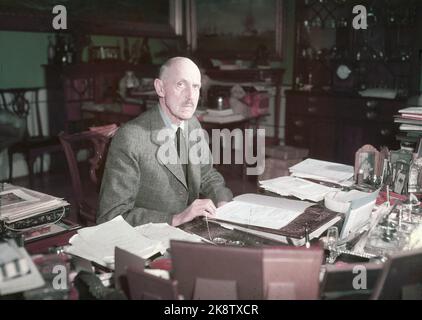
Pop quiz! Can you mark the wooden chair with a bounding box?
[320,263,382,300]
[126,266,180,300]
[58,124,117,225]
[262,246,324,300]
[0,88,62,185]
[371,248,422,300]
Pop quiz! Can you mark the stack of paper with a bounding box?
[135,223,205,249]
[259,176,336,202]
[0,184,69,223]
[289,158,354,186]
[65,216,166,268]
[215,194,314,230]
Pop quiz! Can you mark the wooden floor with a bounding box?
[11,163,259,223]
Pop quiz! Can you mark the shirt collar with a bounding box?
[158,105,186,134]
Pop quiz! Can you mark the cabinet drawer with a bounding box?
[285,114,310,147]
[340,98,401,122]
[286,95,335,117]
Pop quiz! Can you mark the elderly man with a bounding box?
[98,57,233,226]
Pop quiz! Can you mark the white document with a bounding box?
[214,193,313,230]
[65,216,165,268]
[260,176,336,202]
[324,188,379,240]
[0,184,69,222]
[399,106,422,114]
[289,158,354,184]
[135,223,204,249]
[0,248,45,296]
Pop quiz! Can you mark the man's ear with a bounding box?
[154,78,165,98]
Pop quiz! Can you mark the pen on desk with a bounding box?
[305,224,310,249]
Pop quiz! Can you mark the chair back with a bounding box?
[0,88,44,140]
[262,246,324,300]
[371,248,422,300]
[59,125,117,225]
[127,266,179,300]
[321,263,382,300]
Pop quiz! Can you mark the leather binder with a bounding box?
[213,205,344,246]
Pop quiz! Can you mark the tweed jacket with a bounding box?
[97,106,233,226]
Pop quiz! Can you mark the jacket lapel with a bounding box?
[150,107,188,189]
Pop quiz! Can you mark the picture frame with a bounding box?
[408,157,422,193]
[390,148,414,194]
[186,0,284,60]
[0,0,183,37]
[354,144,380,183]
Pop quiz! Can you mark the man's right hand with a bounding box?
[171,199,216,227]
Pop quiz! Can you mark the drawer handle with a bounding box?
[294,120,304,127]
[366,100,378,108]
[308,97,317,103]
[366,111,377,119]
[380,128,391,136]
[293,135,304,142]
[307,106,317,113]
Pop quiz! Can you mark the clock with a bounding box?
[336,64,352,80]
[332,63,355,92]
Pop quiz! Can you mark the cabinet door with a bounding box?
[308,119,337,161]
[339,121,399,165]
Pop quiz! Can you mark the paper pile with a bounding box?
[135,223,205,249]
[0,184,69,223]
[259,176,336,202]
[289,158,354,186]
[65,216,166,268]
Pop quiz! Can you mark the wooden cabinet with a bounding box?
[285,90,401,164]
[44,62,158,135]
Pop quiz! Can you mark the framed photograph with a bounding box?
[186,0,284,60]
[408,158,422,193]
[354,144,380,183]
[0,0,182,37]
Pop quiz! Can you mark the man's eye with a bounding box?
[177,82,184,88]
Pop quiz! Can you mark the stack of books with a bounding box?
[0,184,70,235]
[394,106,422,144]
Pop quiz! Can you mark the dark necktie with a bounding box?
[175,127,188,184]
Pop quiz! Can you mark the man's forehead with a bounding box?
[163,63,201,82]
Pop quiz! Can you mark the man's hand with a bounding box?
[171,199,216,227]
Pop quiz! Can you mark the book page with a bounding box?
[215,195,313,229]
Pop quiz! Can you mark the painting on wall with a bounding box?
[0,0,181,37]
[192,0,283,60]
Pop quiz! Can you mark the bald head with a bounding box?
[154,56,202,124]
[159,57,201,81]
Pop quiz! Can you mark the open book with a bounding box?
[212,194,342,246]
